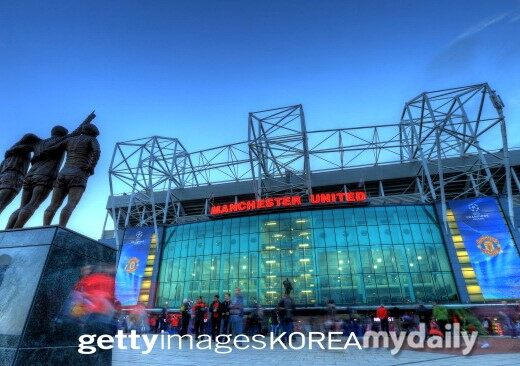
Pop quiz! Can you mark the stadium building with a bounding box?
[105,83,520,309]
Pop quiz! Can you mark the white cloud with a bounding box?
[448,12,510,47]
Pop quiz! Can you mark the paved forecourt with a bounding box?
[113,341,519,366]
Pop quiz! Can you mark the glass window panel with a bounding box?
[239,217,249,234]
[359,247,373,273]
[405,246,418,272]
[221,236,231,254]
[367,226,381,245]
[410,224,424,243]
[436,246,452,271]
[354,208,367,225]
[406,205,419,223]
[356,226,369,245]
[333,209,345,227]
[414,244,430,272]
[230,235,240,253]
[195,240,204,256]
[345,226,358,245]
[318,276,330,303]
[327,251,339,275]
[364,274,378,304]
[419,224,434,243]
[385,206,399,224]
[239,234,249,252]
[431,272,447,301]
[371,246,385,273]
[313,228,327,247]
[352,274,366,304]
[365,207,377,226]
[375,274,390,304]
[189,239,199,256]
[344,209,355,226]
[387,273,403,303]
[379,225,393,245]
[345,247,360,274]
[393,245,408,271]
[335,227,348,247]
[389,225,403,244]
[443,273,459,302]
[322,210,334,227]
[399,273,414,303]
[311,210,324,228]
[411,273,425,302]
[382,246,398,272]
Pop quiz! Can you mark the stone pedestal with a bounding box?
[0,226,116,366]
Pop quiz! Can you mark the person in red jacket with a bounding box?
[192,297,208,338]
[73,264,116,335]
[376,304,389,334]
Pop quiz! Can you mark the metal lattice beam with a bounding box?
[106,83,514,240]
[248,105,312,198]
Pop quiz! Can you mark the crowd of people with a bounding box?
[117,288,300,341]
[115,295,520,340]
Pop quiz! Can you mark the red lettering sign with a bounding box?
[210,191,367,216]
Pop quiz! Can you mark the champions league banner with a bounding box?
[449,197,520,299]
[115,227,154,306]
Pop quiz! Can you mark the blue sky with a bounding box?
[1,0,520,238]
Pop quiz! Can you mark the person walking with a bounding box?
[377,304,389,334]
[192,297,207,338]
[269,310,280,336]
[277,293,295,343]
[220,292,231,334]
[499,311,518,339]
[416,303,429,336]
[157,307,169,333]
[432,303,449,335]
[210,294,222,341]
[180,299,191,336]
[248,298,261,336]
[229,287,245,338]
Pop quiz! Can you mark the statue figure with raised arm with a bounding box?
[6,112,96,229]
[42,121,100,227]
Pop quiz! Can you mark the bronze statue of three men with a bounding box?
[0,112,100,229]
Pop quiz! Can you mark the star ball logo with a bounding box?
[468,203,479,213]
[124,257,140,273]
[129,230,146,246]
[466,203,489,221]
[476,235,501,257]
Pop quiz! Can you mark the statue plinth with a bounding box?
[0,226,116,366]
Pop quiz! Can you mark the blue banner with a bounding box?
[449,197,520,299]
[115,227,154,306]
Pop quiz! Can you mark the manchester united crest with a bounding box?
[476,235,501,256]
[124,257,140,273]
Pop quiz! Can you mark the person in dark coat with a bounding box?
[210,295,222,340]
[220,292,231,334]
[180,299,191,336]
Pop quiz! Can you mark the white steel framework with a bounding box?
[106,83,514,244]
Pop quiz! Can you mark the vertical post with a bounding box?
[300,105,313,196]
[500,117,514,226]
[436,128,447,231]
[109,143,123,247]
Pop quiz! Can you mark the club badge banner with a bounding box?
[449,197,520,299]
[115,227,154,306]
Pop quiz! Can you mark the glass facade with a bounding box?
[156,204,459,307]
